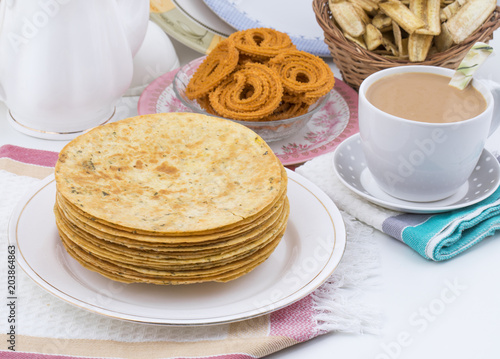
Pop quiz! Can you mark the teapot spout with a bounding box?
[116,0,149,56]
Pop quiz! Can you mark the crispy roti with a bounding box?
[54,166,287,242]
[55,113,284,235]
[54,199,289,267]
[55,196,287,255]
[54,113,290,285]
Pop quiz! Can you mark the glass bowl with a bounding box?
[172,57,331,143]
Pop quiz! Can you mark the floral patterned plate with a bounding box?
[138,63,359,166]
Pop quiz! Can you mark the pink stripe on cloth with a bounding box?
[270,296,316,342]
[0,145,58,167]
[0,353,81,359]
[0,351,258,359]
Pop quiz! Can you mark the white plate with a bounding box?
[9,170,346,326]
[333,134,500,214]
[203,0,330,56]
[150,1,227,55]
[173,0,236,37]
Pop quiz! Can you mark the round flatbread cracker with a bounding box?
[55,113,284,234]
[54,113,289,285]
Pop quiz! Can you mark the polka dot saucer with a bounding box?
[333,134,500,214]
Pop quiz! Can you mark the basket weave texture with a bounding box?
[313,0,500,90]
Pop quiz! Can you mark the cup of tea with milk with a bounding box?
[358,59,499,202]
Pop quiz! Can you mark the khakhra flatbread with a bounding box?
[54,113,289,285]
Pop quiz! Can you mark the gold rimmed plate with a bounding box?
[8,169,346,326]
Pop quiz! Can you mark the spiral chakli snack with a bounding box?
[196,95,217,115]
[185,39,239,100]
[268,50,335,104]
[265,102,310,121]
[183,28,335,123]
[209,63,284,121]
[228,28,296,59]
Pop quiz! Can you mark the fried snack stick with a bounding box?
[209,63,283,121]
[372,13,393,31]
[408,33,434,61]
[268,50,335,104]
[185,39,239,100]
[349,0,379,16]
[412,0,441,35]
[365,23,384,51]
[228,28,296,59]
[434,22,455,52]
[329,0,366,37]
[379,1,426,34]
[408,0,437,61]
[388,21,403,56]
[440,0,467,21]
[445,0,496,44]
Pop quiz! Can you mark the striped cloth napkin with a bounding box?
[297,151,500,261]
[0,145,379,359]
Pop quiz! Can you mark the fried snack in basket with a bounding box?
[54,113,290,285]
[268,50,335,104]
[209,63,284,121]
[329,1,366,38]
[228,27,296,59]
[379,2,426,34]
[327,0,497,62]
[445,0,497,44]
[185,39,239,100]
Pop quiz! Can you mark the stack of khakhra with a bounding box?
[53,113,289,285]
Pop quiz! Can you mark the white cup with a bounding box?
[358,65,499,202]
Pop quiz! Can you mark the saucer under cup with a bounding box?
[333,134,500,214]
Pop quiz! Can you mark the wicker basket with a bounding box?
[313,0,500,90]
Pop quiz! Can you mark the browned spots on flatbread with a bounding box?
[53,113,289,285]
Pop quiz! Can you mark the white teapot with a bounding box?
[0,0,149,139]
